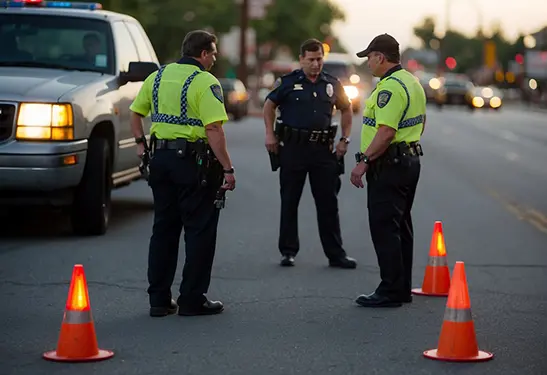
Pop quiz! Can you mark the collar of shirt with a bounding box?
[380,64,402,80]
[177,56,205,71]
[295,69,329,83]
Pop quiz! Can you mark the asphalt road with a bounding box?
[1,105,546,375]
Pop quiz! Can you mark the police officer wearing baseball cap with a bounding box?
[351,33,426,307]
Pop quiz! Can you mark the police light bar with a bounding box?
[1,0,102,9]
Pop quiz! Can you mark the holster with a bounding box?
[194,139,223,187]
[139,136,153,181]
[369,141,423,181]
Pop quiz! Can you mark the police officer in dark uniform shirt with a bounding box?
[263,38,357,269]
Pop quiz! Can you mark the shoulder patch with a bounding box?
[272,77,282,90]
[377,90,392,108]
[210,84,224,103]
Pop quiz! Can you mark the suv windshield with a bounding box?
[323,63,350,79]
[0,14,114,74]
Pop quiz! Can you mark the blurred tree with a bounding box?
[412,16,527,75]
[101,0,237,62]
[412,17,437,49]
[251,0,345,59]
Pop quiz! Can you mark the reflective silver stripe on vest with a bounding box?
[428,256,448,267]
[63,309,93,324]
[443,307,473,323]
[151,65,203,127]
[362,115,424,128]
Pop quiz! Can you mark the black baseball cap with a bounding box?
[356,33,399,58]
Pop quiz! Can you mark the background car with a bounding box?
[323,54,364,114]
[415,71,441,103]
[435,74,475,107]
[219,78,249,121]
[465,86,503,110]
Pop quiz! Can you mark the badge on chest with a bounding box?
[326,83,334,97]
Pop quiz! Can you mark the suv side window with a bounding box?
[111,21,139,72]
[124,22,156,62]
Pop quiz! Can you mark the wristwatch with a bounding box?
[340,136,351,144]
[135,135,146,145]
[356,153,370,164]
[223,167,235,174]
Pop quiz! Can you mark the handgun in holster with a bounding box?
[194,139,209,187]
[214,187,227,209]
[139,136,152,181]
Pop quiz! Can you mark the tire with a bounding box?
[71,137,112,236]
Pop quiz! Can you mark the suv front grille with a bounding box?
[0,104,16,142]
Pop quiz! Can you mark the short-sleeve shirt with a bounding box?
[265,69,350,130]
[360,66,426,152]
[130,57,229,142]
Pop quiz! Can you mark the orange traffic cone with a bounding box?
[43,264,114,362]
[412,221,451,297]
[423,261,493,362]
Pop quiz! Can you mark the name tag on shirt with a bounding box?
[293,84,303,90]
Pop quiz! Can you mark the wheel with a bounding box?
[71,137,112,236]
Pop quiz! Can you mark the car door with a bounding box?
[111,21,142,173]
[124,21,157,139]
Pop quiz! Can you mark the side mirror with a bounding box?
[119,62,159,85]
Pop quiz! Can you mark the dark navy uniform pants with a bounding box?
[147,149,221,308]
[278,141,346,260]
[366,155,421,300]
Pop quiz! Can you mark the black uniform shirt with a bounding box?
[266,69,350,130]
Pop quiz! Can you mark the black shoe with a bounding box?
[280,255,295,267]
[150,299,178,317]
[401,295,413,303]
[178,299,224,316]
[355,292,402,308]
[328,256,357,269]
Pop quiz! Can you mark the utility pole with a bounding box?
[238,0,249,87]
[439,0,451,73]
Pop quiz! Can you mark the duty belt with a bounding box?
[277,124,337,145]
[154,138,203,152]
[381,141,423,164]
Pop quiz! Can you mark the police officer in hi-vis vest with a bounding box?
[350,34,426,308]
[130,30,236,317]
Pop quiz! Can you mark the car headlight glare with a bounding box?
[472,97,484,108]
[343,85,359,100]
[490,96,502,108]
[16,103,74,140]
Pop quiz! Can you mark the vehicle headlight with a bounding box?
[344,85,359,100]
[489,96,502,108]
[472,97,484,108]
[16,103,74,141]
[429,78,441,90]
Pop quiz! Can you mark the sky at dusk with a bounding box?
[331,0,546,60]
